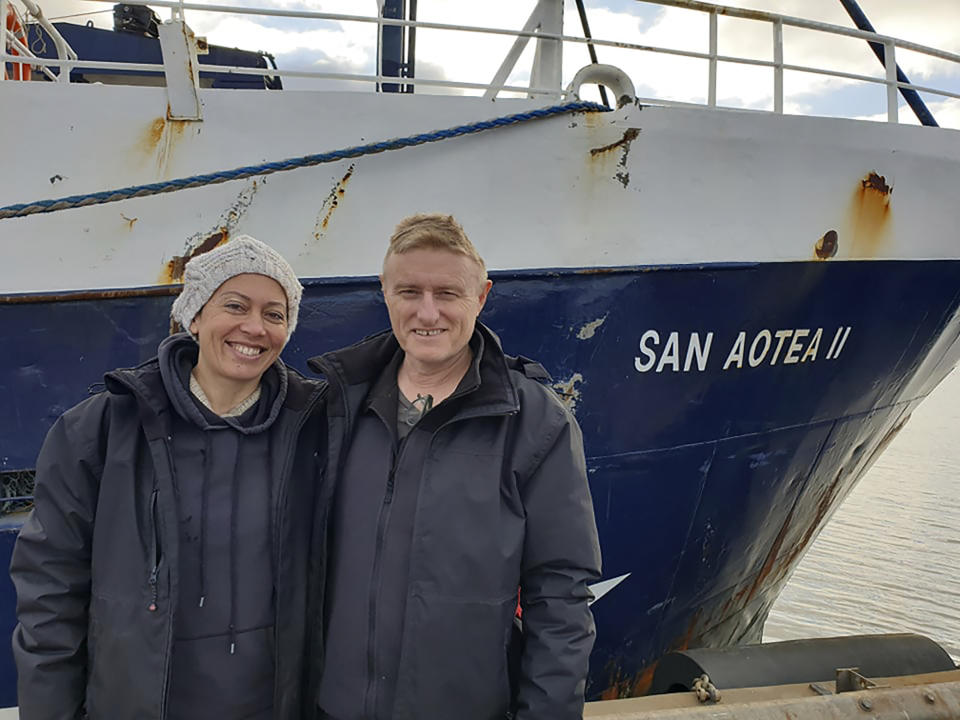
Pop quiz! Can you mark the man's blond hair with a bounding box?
[384,213,487,282]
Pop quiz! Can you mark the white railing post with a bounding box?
[773,18,783,113]
[16,0,78,82]
[158,18,202,119]
[483,4,541,100]
[530,0,563,98]
[375,0,384,92]
[708,9,717,106]
[885,39,898,123]
[0,0,9,83]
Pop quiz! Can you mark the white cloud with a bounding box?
[198,15,373,68]
[720,0,960,84]
[32,0,115,27]
[855,96,960,128]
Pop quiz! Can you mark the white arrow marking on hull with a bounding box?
[588,573,631,605]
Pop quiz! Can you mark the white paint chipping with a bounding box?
[552,373,584,412]
[577,314,608,340]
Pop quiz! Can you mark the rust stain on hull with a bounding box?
[590,128,640,189]
[314,164,356,240]
[160,180,261,284]
[862,172,892,195]
[140,115,192,174]
[630,663,658,697]
[575,266,627,276]
[687,421,917,654]
[780,417,909,577]
[162,229,229,283]
[145,117,165,149]
[601,661,659,700]
[743,507,794,606]
[787,469,846,571]
[600,610,703,699]
[593,419,913,703]
[590,128,640,157]
[849,171,893,257]
[1,286,181,305]
[814,229,838,260]
[676,608,703,653]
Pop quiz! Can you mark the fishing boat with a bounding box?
[2,0,959,710]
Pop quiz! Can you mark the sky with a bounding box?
[31,0,960,129]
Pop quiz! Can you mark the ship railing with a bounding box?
[3,0,959,126]
[0,0,76,82]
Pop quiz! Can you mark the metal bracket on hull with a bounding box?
[158,18,204,121]
[809,667,891,696]
[836,667,888,693]
[568,64,636,108]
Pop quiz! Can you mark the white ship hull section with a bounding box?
[2,82,960,294]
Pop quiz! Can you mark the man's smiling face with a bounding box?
[381,248,492,374]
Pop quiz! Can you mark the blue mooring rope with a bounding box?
[0,100,609,221]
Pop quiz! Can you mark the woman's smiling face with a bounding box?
[189,273,288,388]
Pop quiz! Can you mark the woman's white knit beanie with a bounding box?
[171,235,303,337]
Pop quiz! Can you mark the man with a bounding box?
[309,214,601,720]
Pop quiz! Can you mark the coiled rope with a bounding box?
[0,100,609,220]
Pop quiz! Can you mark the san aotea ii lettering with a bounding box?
[634,327,852,374]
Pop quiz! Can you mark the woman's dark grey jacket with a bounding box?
[9,343,326,720]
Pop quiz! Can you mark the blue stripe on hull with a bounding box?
[1,260,958,705]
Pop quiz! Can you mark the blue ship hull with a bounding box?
[2,259,959,706]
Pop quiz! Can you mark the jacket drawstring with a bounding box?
[228,445,241,655]
[267,439,276,590]
[198,434,210,609]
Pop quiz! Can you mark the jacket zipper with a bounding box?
[148,488,161,612]
[158,436,179,720]
[360,400,518,717]
[272,384,327,711]
[363,435,406,719]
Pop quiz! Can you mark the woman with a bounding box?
[11,235,326,720]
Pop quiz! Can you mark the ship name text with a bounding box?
[634,327,852,374]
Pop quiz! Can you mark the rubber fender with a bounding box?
[648,633,956,694]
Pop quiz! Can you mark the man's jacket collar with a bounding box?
[309,321,521,418]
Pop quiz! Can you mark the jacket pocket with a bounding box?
[399,592,516,720]
[86,592,168,719]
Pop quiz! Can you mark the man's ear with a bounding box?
[477,279,493,313]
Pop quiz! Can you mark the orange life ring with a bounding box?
[4,5,31,82]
